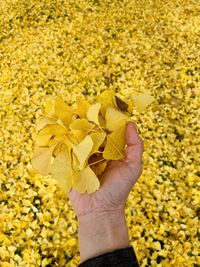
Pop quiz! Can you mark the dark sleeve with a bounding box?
[78,246,140,267]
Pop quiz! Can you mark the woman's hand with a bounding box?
[69,121,143,219]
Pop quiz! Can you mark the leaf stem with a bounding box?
[106,135,124,158]
[89,158,105,166]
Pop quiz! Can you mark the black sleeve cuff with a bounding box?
[78,246,140,267]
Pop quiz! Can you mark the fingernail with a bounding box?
[126,121,136,129]
[126,120,133,126]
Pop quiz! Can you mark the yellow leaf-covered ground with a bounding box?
[0,0,199,266]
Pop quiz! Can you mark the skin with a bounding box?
[69,122,143,263]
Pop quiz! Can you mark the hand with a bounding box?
[69,122,143,263]
[69,122,143,219]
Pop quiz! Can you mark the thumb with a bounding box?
[68,187,81,202]
[124,122,143,164]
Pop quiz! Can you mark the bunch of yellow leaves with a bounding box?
[31,90,154,196]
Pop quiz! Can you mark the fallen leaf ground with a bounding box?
[0,0,199,266]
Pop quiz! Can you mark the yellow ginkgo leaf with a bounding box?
[54,96,73,126]
[73,165,100,193]
[71,150,80,172]
[88,152,104,165]
[113,96,134,114]
[32,90,153,195]
[69,118,94,142]
[89,132,106,155]
[65,132,79,146]
[132,93,154,112]
[113,96,129,112]
[35,134,53,147]
[36,116,57,132]
[91,160,108,176]
[105,107,130,131]
[31,143,58,176]
[38,124,68,136]
[74,96,90,118]
[52,142,68,157]
[47,135,66,146]
[126,99,134,113]
[51,148,73,196]
[103,124,126,160]
[43,99,57,119]
[98,114,106,129]
[62,133,78,151]
[43,100,54,115]
[97,89,116,117]
[87,102,101,125]
[72,135,93,169]
[88,153,107,176]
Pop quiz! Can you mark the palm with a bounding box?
[68,122,143,218]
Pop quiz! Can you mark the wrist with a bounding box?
[78,209,130,263]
